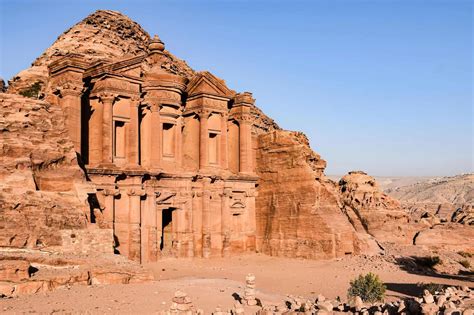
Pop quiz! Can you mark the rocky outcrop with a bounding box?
[384,174,473,252]
[0,78,5,92]
[0,250,153,298]
[413,224,474,252]
[7,10,194,96]
[0,93,91,249]
[255,131,374,259]
[338,171,414,244]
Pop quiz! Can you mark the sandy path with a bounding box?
[1,254,472,314]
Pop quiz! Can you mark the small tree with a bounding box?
[347,272,386,303]
[19,82,42,99]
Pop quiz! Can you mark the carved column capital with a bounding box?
[130,96,141,107]
[235,113,253,124]
[60,83,83,97]
[104,188,121,197]
[98,92,117,104]
[197,108,212,119]
[127,188,146,197]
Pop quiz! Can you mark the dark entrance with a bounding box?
[160,208,174,256]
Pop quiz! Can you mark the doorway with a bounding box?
[160,208,174,256]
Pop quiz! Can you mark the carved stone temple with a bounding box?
[5,10,403,265]
[45,36,260,262]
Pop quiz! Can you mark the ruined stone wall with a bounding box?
[255,130,365,259]
[0,93,93,250]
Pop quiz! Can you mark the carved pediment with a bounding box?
[186,71,235,99]
[155,191,177,205]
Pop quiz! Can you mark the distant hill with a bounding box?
[385,174,474,204]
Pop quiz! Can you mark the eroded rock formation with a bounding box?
[255,131,375,259]
[338,171,414,244]
[0,93,91,249]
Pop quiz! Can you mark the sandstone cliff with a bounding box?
[0,93,91,249]
[255,131,378,259]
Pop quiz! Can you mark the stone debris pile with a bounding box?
[272,286,473,314]
[139,274,473,315]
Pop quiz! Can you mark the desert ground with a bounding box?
[1,253,472,314]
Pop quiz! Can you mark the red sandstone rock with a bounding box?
[414,224,474,252]
[255,130,369,259]
[338,171,415,244]
[0,94,91,249]
[0,259,31,282]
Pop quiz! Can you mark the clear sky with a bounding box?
[1,0,472,176]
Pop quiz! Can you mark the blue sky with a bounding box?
[1,0,472,176]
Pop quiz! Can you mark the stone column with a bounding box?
[128,188,146,262]
[89,99,103,165]
[221,188,231,257]
[150,104,162,169]
[246,189,257,251]
[176,116,183,168]
[220,113,228,170]
[140,106,151,167]
[239,117,252,174]
[142,189,157,262]
[199,110,209,171]
[201,180,211,258]
[127,97,140,166]
[103,188,120,229]
[60,86,82,153]
[192,190,202,257]
[100,93,115,165]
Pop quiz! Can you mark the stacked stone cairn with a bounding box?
[244,273,258,306]
[164,290,203,315]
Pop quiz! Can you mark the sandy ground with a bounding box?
[1,253,473,314]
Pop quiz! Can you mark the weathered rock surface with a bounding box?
[0,78,6,92]
[0,93,90,249]
[0,250,153,298]
[7,10,194,96]
[338,171,415,244]
[255,130,371,259]
[414,224,474,252]
[385,174,473,252]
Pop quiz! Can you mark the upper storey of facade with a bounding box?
[46,35,264,179]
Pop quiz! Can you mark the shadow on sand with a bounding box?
[394,256,474,282]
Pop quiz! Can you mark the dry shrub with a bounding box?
[347,272,386,303]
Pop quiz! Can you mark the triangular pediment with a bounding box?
[186,71,234,98]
